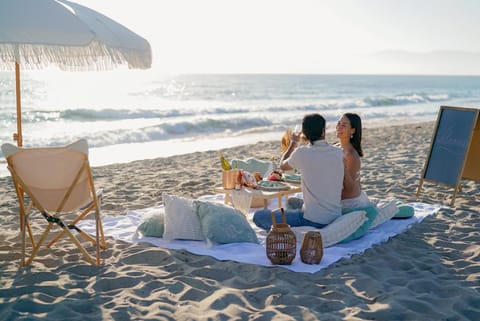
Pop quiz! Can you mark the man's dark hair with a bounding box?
[302,113,325,143]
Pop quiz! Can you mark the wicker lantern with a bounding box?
[266,208,296,265]
[300,231,323,264]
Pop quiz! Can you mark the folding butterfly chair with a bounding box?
[2,139,106,266]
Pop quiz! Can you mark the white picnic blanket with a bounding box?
[78,194,443,273]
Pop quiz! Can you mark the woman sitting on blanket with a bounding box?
[253,113,345,230]
[336,113,372,208]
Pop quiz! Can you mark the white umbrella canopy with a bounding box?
[0,0,152,146]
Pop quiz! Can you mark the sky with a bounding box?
[74,0,480,75]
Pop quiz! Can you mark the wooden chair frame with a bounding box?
[3,140,106,266]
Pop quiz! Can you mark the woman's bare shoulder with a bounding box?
[343,147,360,160]
[343,147,361,171]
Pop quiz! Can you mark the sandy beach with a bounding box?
[0,121,479,321]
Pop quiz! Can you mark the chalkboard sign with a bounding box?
[418,106,480,205]
[424,107,477,186]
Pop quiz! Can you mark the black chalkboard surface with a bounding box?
[423,106,477,186]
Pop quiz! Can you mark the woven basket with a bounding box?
[300,231,323,265]
[266,208,296,265]
[222,169,241,189]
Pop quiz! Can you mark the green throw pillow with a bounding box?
[194,200,258,244]
[393,205,415,219]
[136,209,165,238]
[340,206,378,243]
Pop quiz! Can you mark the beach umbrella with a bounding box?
[0,0,152,147]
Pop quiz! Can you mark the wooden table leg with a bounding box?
[224,192,231,205]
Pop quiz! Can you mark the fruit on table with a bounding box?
[268,170,283,181]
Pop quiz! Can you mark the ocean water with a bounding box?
[1,72,480,176]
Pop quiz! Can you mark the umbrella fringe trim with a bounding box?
[0,41,152,71]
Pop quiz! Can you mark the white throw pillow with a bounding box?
[370,200,399,229]
[291,210,367,248]
[162,193,204,241]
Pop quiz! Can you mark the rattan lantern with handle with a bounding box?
[300,231,323,264]
[266,208,296,265]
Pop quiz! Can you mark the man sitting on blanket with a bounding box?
[253,113,344,230]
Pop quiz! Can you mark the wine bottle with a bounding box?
[217,151,232,170]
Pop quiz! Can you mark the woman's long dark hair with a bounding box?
[344,113,363,157]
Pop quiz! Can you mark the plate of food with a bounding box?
[257,180,290,191]
[283,173,301,183]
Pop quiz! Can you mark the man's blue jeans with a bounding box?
[253,208,327,231]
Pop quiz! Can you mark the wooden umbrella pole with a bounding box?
[15,62,23,147]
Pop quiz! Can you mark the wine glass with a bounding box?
[293,124,302,143]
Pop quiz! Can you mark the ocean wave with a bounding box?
[0,90,460,126]
[1,106,442,152]
[363,92,449,107]
[86,117,275,147]
[60,108,190,121]
[2,74,480,162]
[5,106,260,124]
[0,116,277,150]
